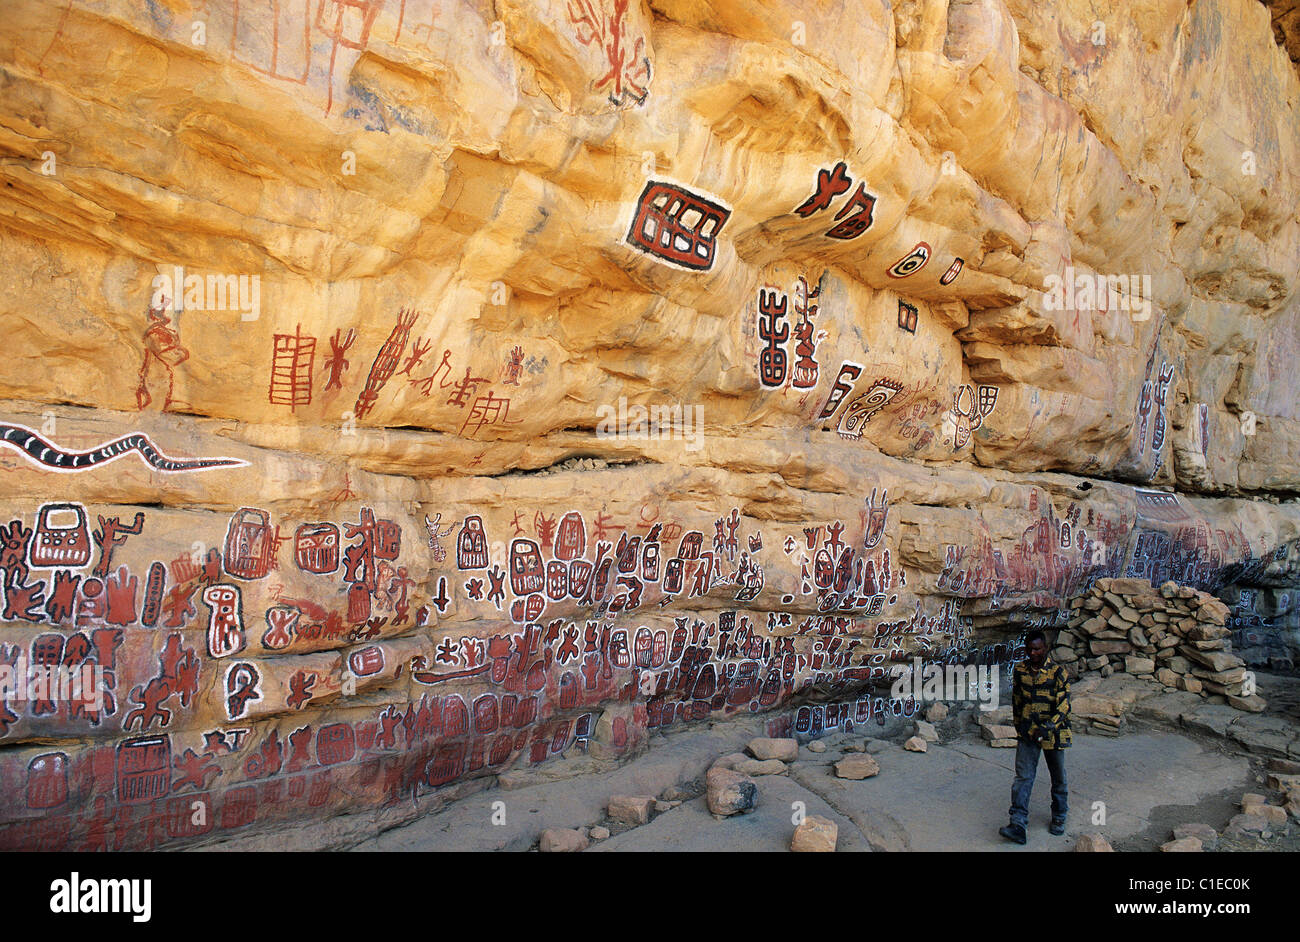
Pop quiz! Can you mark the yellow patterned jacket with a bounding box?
[1012,657,1072,749]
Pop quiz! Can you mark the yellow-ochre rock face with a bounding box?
[0,0,1297,848]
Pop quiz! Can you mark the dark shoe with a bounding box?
[1049,819,1066,835]
[999,824,1027,844]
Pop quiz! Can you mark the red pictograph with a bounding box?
[172,748,220,792]
[354,308,420,419]
[411,348,453,397]
[397,337,432,377]
[123,677,172,732]
[204,584,245,658]
[757,288,789,388]
[592,512,617,542]
[45,570,79,624]
[554,512,586,561]
[30,633,64,715]
[287,670,317,710]
[104,565,138,626]
[322,327,356,392]
[170,552,200,584]
[342,507,383,597]
[316,0,383,114]
[349,645,385,676]
[460,391,517,437]
[268,323,317,411]
[817,361,863,421]
[4,576,44,622]
[26,753,68,809]
[161,582,197,629]
[626,181,732,271]
[795,162,851,217]
[445,368,492,409]
[567,0,651,106]
[790,315,819,388]
[221,786,258,829]
[793,163,878,239]
[898,300,919,333]
[136,300,191,412]
[316,723,356,765]
[116,735,171,805]
[262,605,300,649]
[825,183,877,239]
[0,518,31,585]
[231,0,312,86]
[533,511,557,552]
[286,726,313,772]
[225,662,261,720]
[223,508,282,580]
[91,513,144,580]
[199,548,222,586]
[502,346,525,386]
[140,561,165,627]
[159,633,200,708]
[30,503,91,568]
[294,523,339,574]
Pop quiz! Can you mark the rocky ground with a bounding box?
[327,671,1300,853]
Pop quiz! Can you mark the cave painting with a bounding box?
[1149,361,1174,472]
[757,275,824,392]
[0,424,244,473]
[626,181,731,271]
[29,503,92,568]
[268,324,317,412]
[567,0,651,106]
[757,288,790,388]
[951,384,999,449]
[230,0,384,115]
[817,361,864,422]
[888,243,931,279]
[793,161,878,240]
[136,300,190,412]
[790,275,822,388]
[224,509,284,581]
[837,379,903,441]
[897,300,919,334]
[0,485,1278,851]
[501,346,525,386]
[354,308,421,420]
[322,328,356,392]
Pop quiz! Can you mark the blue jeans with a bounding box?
[1008,739,1067,828]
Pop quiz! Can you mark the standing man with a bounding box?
[999,629,1071,845]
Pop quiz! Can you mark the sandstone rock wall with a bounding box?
[0,0,1298,849]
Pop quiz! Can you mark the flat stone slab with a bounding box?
[1133,690,1204,725]
[747,738,799,762]
[834,755,881,780]
[733,758,790,776]
[1226,715,1299,757]
[1179,704,1241,739]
